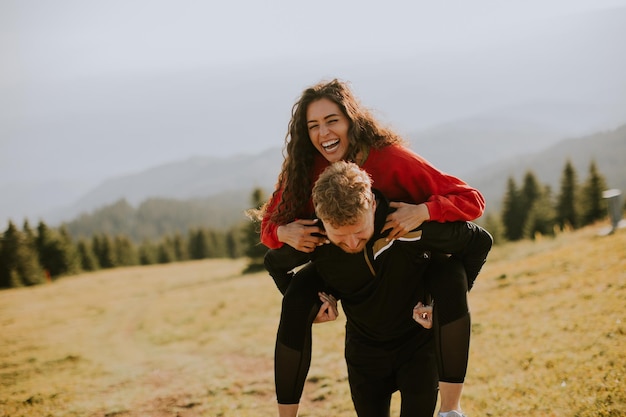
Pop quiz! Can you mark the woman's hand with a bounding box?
[412,302,433,329]
[277,219,329,253]
[313,292,339,323]
[383,202,430,241]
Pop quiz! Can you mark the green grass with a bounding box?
[1,223,625,416]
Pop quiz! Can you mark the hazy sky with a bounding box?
[2,0,626,188]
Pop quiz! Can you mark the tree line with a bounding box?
[63,195,254,242]
[1,188,271,289]
[483,159,620,243]
[1,159,621,289]
[0,219,256,289]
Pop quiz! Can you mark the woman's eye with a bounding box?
[308,125,319,131]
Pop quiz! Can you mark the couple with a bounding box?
[257,79,492,417]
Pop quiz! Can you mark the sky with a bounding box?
[2,0,626,193]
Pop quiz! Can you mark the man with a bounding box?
[266,161,492,417]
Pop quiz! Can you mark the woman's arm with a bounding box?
[260,189,285,249]
[261,186,327,251]
[368,145,485,239]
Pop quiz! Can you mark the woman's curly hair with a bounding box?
[266,78,405,225]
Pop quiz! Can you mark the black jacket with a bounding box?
[265,190,493,345]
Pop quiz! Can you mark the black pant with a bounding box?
[346,330,438,417]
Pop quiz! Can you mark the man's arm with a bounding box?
[418,221,493,290]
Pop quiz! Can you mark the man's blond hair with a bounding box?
[312,161,375,228]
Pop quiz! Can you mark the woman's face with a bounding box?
[306,98,350,163]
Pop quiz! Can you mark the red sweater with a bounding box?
[261,144,485,249]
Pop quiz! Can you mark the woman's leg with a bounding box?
[264,246,311,295]
[274,262,324,411]
[427,256,471,415]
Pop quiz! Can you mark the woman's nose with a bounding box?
[319,123,329,136]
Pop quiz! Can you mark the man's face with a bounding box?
[322,202,376,254]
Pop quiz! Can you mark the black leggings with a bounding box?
[274,262,323,404]
[428,255,471,384]
[268,250,470,404]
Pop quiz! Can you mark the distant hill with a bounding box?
[466,124,626,214]
[406,115,569,178]
[5,122,624,236]
[53,123,625,239]
[63,189,261,242]
[70,147,283,211]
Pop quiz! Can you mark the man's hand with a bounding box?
[412,301,433,329]
[277,219,329,253]
[313,292,339,323]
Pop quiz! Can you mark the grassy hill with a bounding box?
[1,222,625,416]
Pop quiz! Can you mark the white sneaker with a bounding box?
[438,411,466,417]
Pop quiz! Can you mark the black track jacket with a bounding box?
[310,190,493,347]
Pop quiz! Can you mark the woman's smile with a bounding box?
[306,98,350,163]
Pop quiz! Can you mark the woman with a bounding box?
[260,79,484,417]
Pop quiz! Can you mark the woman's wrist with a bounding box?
[276,225,285,243]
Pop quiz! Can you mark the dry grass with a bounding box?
[1,223,625,416]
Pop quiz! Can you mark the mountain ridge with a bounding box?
[3,121,625,229]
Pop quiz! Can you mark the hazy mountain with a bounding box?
[64,123,626,225]
[407,117,566,178]
[3,121,624,230]
[406,96,626,178]
[71,148,282,210]
[466,124,626,214]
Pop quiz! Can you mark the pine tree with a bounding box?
[36,222,80,279]
[524,185,556,239]
[0,221,45,287]
[171,232,188,261]
[501,177,524,241]
[204,229,218,258]
[114,235,138,266]
[225,226,245,258]
[520,171,541,213]
[157,242,175,264]
[188,228,209,260]
[93,234,117,269]
[22,220,37,249]
[59,227,81,272]
[243,188,269,272]
[207,230,228,258]
[0,225,7,287]
[580,160,608,226]
[76,238,100,271]
[138,240,158,265]
[516,171,544,237]
[555,160,579,230]
[156,236,176,264]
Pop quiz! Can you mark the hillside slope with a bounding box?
[1,224,624,416]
